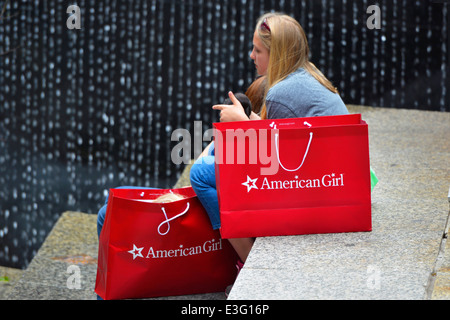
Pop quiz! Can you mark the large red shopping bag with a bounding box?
[214,114,372,239]
[95,187,239,300]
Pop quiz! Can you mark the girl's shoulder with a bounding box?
[268,68,313,92]
[266,68,348,118]
[266,68,313,103]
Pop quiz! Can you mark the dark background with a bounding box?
[0,0,449,269]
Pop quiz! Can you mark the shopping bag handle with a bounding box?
[274,121,313,172]
[158,203,190,236]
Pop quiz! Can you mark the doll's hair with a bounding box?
[153,192,186,203]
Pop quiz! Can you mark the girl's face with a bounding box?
[250,31,270,76]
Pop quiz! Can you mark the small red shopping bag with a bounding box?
[95,187,238,300]
[214,114,372,239]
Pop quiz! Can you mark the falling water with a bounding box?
[0,0,448,268]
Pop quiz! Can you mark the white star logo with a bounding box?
[128,244,144,260]
[242,175,258,192]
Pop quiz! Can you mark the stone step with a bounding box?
[227,105,450,300]
[4,161,225,300]
[6,105,450,300]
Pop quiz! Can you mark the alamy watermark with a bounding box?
[366,5,381,30]
[171,121,297,176]
[66,265,81,289]
[66,3,381,31]
[67,4,381,31]
[66,5,81,30]
[366,265,381,290]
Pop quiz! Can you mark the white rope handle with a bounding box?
[157,202,190,236]
[274,121,313,172]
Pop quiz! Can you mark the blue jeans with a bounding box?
[189,150,221,230]
[96,186,155,238]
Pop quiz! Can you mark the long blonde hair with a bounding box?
[256,13,338,119]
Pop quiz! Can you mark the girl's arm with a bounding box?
[212,91,250,122]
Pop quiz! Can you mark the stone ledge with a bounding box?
[6,211,226,300]
[6,105,450,300]
[4,159,217,300]
[0,266,23,300]
[5,211,99,300]
[227,105,450,299]
[430,186,450,300]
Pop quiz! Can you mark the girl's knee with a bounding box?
[190,156,214,185]
[189,161,202,187]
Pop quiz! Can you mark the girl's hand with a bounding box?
[212,91,250,122]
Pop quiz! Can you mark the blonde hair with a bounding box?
[256,13,338,119]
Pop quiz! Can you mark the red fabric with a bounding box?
[214,114,372,238]
[95,187,238,300]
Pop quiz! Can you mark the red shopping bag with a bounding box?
[214,114,372,239]
[95,187,238,300]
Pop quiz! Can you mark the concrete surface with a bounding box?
[3,105,449,300]
[228,105,450,299]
